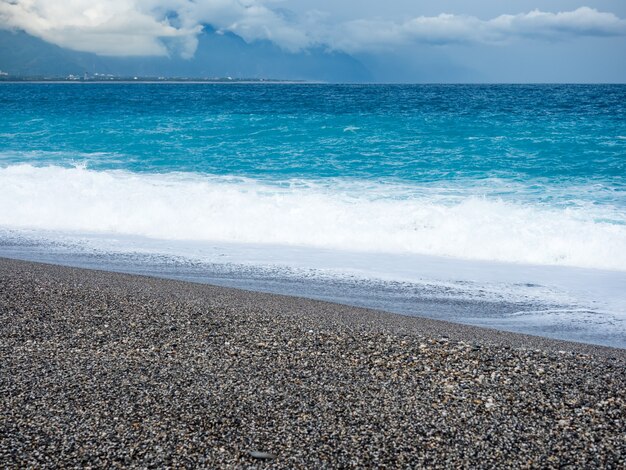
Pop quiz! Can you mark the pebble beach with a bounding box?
[1,257,624,468]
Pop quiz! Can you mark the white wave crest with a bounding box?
[1,164,625,271]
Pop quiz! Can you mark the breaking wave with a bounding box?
[1,164,625,271]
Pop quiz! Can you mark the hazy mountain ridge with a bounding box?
[0,27,371,82]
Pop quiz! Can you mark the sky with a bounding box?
[1,0,625,82]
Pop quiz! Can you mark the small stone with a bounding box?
[249,451,276,460]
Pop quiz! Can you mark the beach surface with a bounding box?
[1,257,624,468]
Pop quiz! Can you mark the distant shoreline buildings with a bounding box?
[0,73,311,84]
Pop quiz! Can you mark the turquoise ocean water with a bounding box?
[1,84,625,346]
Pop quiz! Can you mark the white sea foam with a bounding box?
[1,164,625,271]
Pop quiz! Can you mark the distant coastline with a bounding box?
[0,76,316,84]
[2,77,624,85]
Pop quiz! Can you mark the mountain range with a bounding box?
[0,27,371,82]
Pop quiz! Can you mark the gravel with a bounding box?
[0,257,624,468]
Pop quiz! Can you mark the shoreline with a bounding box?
[0,80,320,85]
[1,257,625,467]
[1,255,624,355]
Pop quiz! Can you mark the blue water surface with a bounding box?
[1,83,624,184]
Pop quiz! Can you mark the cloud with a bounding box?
[0,0,194,56]
[0,0,310,57]
[334,7,626,52]
[490,7,626,39]
[0,2,624,57]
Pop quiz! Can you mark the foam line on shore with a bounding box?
[1,256,623,356]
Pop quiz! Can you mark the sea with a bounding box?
[1,83,625,347]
